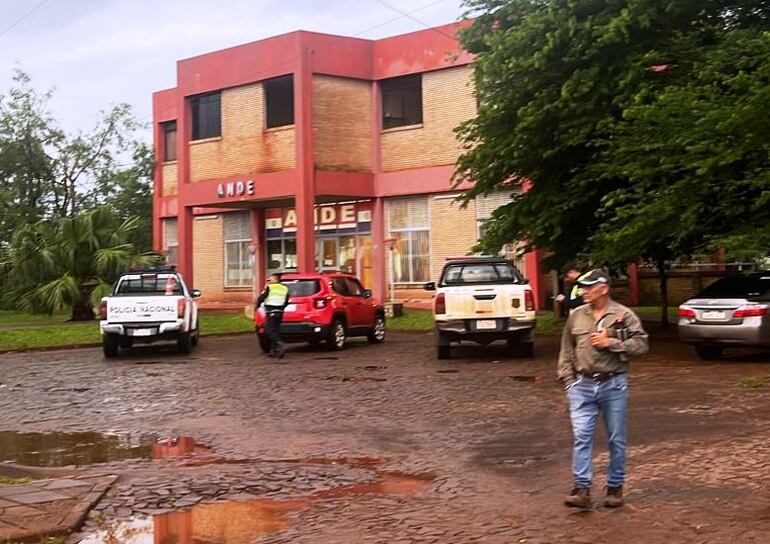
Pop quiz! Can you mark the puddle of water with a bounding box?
[507,375,538,382]
[81,473,433,543]
[0,432,206,467]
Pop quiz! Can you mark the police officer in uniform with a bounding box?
[555,263,584,314]
[257,273,290,358]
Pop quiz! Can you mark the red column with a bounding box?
[525,249,545,310]
[176,92,193,286]
[251,208,266,303]
[294,42,316,273]
[628,262,639,307]
[372,198,386,301]
[370,81,386,302]
[152,120,163,252]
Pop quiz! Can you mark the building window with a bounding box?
[381,74,422,130]
[223,212,252,288]
[264,75,294,129]
[161,121,177,162]
[162,218,178,266]
[190,92,221,140]
[387,197,430,283]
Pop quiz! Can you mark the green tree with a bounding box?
[455,0,770,321]
[3,207,158,321]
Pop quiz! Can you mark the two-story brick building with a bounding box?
[152,21,546,307]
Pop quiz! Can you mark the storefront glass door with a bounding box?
[317,238,338,271]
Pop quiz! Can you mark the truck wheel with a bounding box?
[177,332,192,354]
[436,332,451,360]
[327,319,346,350]
[103,334,119,359]
[257,332,271,353]
[508,339,535,358]
[695,345,722,360]
[191,320,200,346]
[367,315,386,344]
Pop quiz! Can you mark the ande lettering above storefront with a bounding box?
[266,201,373,237]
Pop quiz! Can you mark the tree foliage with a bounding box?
[0,69,152,248]
[2,208,158,321]
[456,0,770,273]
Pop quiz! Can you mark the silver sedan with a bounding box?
[678,274,770,359]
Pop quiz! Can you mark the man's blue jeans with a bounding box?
[567,373,628,488]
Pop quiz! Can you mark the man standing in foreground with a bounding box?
[557,269,649,508]
[257,273,290,358]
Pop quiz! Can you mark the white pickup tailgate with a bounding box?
[443,285,528,319]
[107,297,180,323]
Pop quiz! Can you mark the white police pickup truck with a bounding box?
[424,257,536,360]
[98,267,201,358]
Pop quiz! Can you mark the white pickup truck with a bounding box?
[424,257,536,360]
[98,267,201,358]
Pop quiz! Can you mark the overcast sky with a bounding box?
[0,0,466,141]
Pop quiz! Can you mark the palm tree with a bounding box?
[3,207,159,320]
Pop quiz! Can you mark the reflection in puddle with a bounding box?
[0,431,155,467]
[0,432,206,467]
[81,473,434,543]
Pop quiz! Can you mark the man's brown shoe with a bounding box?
[564,487,591,508]
[604,485,624,508]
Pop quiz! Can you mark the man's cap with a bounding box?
[577,269,610,287]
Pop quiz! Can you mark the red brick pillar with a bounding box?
[177,206,194,287]
[525,249,545,310]
[251,208,266,303]
[372,198,387,302]
[628,262,639,307]
[294,42,316,273]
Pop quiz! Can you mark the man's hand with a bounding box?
[555,294,566,303]
[590,330,611,349]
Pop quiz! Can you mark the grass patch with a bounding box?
[632,306,679,317]
[0,310,69,325]
[0,311,253,352]
[199,312,253,335]
[387,310,564,336]
[740,377,766,389]
[0,475,31,486]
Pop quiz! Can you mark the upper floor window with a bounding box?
[264,75,294,129]
[191,92,221,140]
[161,121,177,162]
[381,74,422,130]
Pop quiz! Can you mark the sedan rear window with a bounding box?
[116,275,182,296]
[283,279,321,297]
[441,263,522,285]
[697,277,770,299]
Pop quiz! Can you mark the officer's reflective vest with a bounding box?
[264,283,289,307]
[570,284,580,302]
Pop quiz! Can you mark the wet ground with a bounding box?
[1,330,769,543]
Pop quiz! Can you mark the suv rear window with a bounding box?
[115,275,182,296]
[283,279,321,297]
[697,277,770,299]
[441,262,522,286]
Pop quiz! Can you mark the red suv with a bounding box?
[254,272,386,351]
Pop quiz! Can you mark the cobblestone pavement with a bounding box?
[1,330,769,543]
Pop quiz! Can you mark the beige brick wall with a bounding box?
[313,75,372,171]
[189,83,296,182]
[381,66,476,172]
[193,215,224,298]
[429,194,478,281]
[161,162,178,196]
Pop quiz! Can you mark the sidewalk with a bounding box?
[0,474,117,542]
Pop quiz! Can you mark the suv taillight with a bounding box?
[435,293,446,315]
[314,297,329,309]
[98,301,107,320]
[678,305,696,318]
[524,290,535,311]
[734,305,768,318]
[177,298,186,318]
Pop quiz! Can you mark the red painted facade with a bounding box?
[152,21,545,308]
